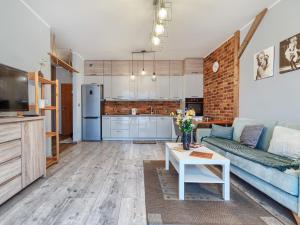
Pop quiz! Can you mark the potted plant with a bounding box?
[176,109,195,150]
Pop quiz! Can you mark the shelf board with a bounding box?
[48,52,79,73]
[41,106,57,110]
[46,157,58,168]
[46,131,57,138]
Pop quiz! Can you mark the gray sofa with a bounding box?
[200,118,300,215]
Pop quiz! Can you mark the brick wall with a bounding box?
[104,101,180,115]
[203,36,236,121]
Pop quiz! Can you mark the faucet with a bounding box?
[150,106,154,114]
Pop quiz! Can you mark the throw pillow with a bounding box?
[268,126,300,159]
[210,124,233,140]
[240,125,264,148]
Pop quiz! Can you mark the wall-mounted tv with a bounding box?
[0,64,29,111]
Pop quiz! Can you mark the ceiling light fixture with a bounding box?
[141,51,146,75]
[152,36,161,46]
[158,2,168,20]
[130,52,135,80]
[152,52,157,81]
[155,23,164,35]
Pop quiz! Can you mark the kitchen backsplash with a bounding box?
[104,101,181,115]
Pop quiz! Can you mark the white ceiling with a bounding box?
[24,0,278,60]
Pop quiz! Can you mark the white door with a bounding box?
[111,75,130,99]
[156,76,170,99]
[184,74,203,98]
[103,75,112,99]
[84,75,103,85]
[156,117,172,139]
[170,76,183,99]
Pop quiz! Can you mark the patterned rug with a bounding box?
[144,160,293,225]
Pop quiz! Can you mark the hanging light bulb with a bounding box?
[158,5,167,20]
[152,73,157,81]
[141,69,146,75]
[130,74,135,80]
[155,23,164,35]
[152,36,160,46]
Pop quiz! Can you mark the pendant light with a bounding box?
[152,35,161,46]
[152,52,157,81]
[130,52,135,80]
[158,1,167,20]
[141,52,146,75]
[155,23,164,35]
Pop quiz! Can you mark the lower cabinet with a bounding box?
[102,116,173,140]
[138,117,156,139]
[156,117,172,139]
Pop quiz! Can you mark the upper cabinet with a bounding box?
[184,58,203,74]
[112,60,131,75]
[184,74,203,98]
[170,60,183,75]
[111,75,130,99]
[84,60,104,76]
[156,61,170,75]
[103,60,112,75]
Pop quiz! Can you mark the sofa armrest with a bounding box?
[196,128,211,143]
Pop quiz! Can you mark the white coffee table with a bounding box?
[165,142,230,200]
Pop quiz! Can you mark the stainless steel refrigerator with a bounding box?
[82,84,103,141]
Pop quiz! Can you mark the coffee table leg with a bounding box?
[165,146,169,171]
[222,163,230,201]
[179,162,185,200]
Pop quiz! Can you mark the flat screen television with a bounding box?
[0,64,29,111]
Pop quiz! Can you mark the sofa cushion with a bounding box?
[203,138,299,196]
[240,125,264,148]
[268,126,300,159]
[211,124,233,140]
[203,137,300,171]
[232,118,277,151]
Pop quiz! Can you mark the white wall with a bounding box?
[72,53,85,142]
[240,0,300,123]
[56,68,72,134]
[0,0,52,155]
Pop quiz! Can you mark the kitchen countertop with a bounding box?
[103,114,172,117]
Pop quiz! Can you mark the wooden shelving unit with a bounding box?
[28,71,60,168]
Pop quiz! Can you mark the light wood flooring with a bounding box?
[0,141,165,225]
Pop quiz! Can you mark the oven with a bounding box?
[185,98,203,116]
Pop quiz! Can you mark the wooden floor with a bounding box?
[0,141,165,225]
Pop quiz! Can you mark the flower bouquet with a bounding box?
[176,109,195,150]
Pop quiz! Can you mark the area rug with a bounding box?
[144,160,285,225]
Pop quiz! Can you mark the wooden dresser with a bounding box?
[0,116,46,205]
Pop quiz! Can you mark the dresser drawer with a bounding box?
[0,140,21,164]
[0,175,22,205]
[0,158,21,185]
[0,123,21,143]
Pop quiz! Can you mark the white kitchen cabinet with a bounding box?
[84,75,103,85]
[156,117,172,139]
[129,117,139,138]
[111,76,130,99]
[184,74,203,98]
[138,117,156,138]
[103,75,112,99]
[110,117,130,138]
[156,76,170,99]
[170,76,183,99]
[102,116,111,138]
[137,75,156,99]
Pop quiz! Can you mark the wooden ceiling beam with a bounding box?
[238,8,268,59]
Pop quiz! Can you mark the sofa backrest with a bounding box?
[232,118,277,151]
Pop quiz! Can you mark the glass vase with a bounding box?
[182,132,191,150]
